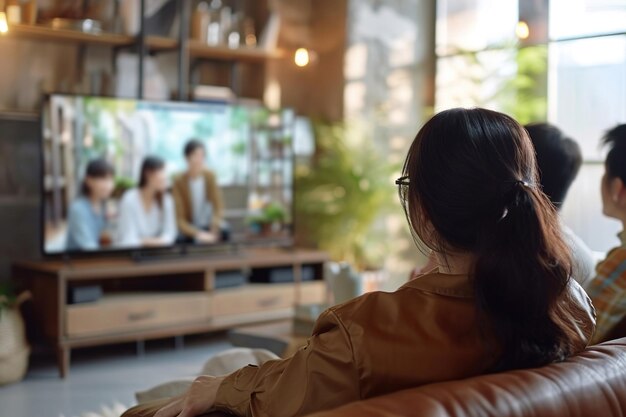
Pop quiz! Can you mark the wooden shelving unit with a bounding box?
[0,0,278,101]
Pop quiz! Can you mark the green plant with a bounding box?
[247,202,287,225]
[442,45,548,125]
[295,121,398,270]
[0,282,17,318]
[113,176,135,197]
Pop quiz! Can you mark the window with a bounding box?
[435,0,626,252]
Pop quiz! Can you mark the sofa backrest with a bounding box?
[308,339,626,417]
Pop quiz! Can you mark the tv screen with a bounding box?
[41,94,294,255]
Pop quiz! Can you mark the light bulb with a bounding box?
[516,21,530,40]
[294,48,310,67]
[0,12,9,34]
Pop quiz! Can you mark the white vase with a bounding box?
[325,262,363,305]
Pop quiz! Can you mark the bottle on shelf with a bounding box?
[227,12,241,49]
[22,0,37,25]
[219,4,232,46]
[243,17,257,47]
[6,0,21,25]
[206,0,222,45]
[191,1,210,42]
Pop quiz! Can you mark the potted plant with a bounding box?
[112,175,135,199]
[247,202,288,236]
[0,283,30,385]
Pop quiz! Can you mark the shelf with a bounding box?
[188,40,281,63]
[0,26,281,63]
[2,24,135,47]
[146,35,178,51]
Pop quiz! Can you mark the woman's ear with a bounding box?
[611,177,626,206]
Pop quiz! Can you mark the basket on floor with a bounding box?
[0,292,31,385]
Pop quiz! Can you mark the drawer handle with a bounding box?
[258,296,281,308]
[127,311,156,322]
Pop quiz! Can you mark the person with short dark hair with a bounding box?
[172,139,224,244]
[525,123,595,287]
[525,123,582,208]
[66,159,115,251]
[116,156,177,248]
[585,124,626,343]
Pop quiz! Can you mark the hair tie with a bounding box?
[498,180,532,222]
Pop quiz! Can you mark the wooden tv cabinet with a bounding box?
[12,248,329,378]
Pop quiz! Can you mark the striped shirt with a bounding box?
[587,232,626,344]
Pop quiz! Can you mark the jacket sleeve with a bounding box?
[171,178,199,239]
[213,309,360,417]
[206,171,224,231]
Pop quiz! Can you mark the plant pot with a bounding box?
[260,223,273,236]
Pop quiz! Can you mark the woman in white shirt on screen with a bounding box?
[116,156,177,248]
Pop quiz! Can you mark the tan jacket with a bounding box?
[214,271,595,417]
[171,170,224,238]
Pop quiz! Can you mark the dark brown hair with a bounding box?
[402,108,586,371]
[525,123,582,210]
[81,158,114,197]
[139,156,165,209]
[603,124,626,185]
[184,139,206,158]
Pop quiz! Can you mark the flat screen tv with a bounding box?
[41,94,295,256]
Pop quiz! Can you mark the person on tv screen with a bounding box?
[116,156,177,248]
[66,159,115,251]
[172,139,225,244]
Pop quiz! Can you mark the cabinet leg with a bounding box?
[57,346,70,378]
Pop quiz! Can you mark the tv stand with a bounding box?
[13,248,328,378]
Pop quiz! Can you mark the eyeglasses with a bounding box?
[395,176,410,186]
[395,175,425,249]
[395,176,410,212]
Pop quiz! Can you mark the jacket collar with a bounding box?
[403,268,473,298]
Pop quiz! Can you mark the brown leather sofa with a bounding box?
[128,339,626,417]
[307,338,626,417]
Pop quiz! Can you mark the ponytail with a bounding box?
[473,181,574,370]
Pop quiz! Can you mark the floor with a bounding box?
[0,333,233,417]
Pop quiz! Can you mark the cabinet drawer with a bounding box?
[66,292,209,337]
[299,281,328,305]
[212,284,295,317]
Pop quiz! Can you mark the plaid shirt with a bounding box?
[587,232,626,344]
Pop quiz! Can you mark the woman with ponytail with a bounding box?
[123,108,595,417]
[401,108,594,370]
